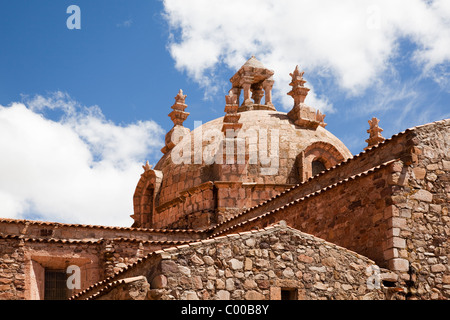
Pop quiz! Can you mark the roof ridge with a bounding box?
[0,217,204,234]
[0,233,102,244]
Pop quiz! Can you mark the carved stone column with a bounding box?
[263,78,275,107]
[241,76,254,106]
[251,82,264,105]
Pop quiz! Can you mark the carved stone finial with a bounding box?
[222,90,242,133]
[289,65,306,84]
[287,65,309,105]
[162,89,191,154]
[287,66,326,129]
[168,89,189,126]
[142,160,152,172]
[174,89,187,105]
[225,90,238,106]
[364,117,385,150]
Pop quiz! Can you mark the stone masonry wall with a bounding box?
[213,162,397,270]
[212,120,450,300]
[158,182,291,230]
[0,238,25,300]
[214,127,423,234]
[0,233,191,300]
[102,239,190,278]
[74,225,389,300]
[387,120,450,299]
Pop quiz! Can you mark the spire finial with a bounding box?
[169,88,189,126]
[161,89,191,154]
[142,160,152,172]
[222,89,242,133]
[364,117,385,150]
[174,89,187,105]
[288,66,309,104]
[287,65,326,129]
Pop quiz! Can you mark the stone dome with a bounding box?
[154,109,351,186]
[132,59,352,230]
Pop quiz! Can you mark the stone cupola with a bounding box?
[229,56,275,112]
[133,59,352,230]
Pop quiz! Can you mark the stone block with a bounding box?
[269,287,281,300]
[182,291,199,300]
[245,290,265,300]
[389,258,409,272]
[413,167,426,180]
[297,254,314,264]
[443,160,450,171]
[431,264,446,273]
[443,275,450,284]
[150,275,167,289]
[216,290,230,300]
[228,258,243,270]
[387,237,406,249]
[389,217,407,229]
[410,190,433,203]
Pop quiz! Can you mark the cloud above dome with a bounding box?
[163,0,450,113]
[0,93,164,226]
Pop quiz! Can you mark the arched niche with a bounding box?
[296,141,346,183]
[131,169,163,228]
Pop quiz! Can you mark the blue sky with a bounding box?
[0,1,198,130]
[0,0,449,226]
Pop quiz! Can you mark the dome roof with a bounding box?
[133,60,353,230]
[153,109,352,207]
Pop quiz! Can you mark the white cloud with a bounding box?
[163,0,450,113]
[117,19,133,28]
[0,93,164,227]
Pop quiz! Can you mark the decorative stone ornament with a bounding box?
[287,66,327,130]
[229,56,276,112]
[222,90,243,133]
[168,89,189,126]
[365,117,385,150]
[142,160,152,172]
[161,89,191,154]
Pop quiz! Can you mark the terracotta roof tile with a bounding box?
[0,217,204,234]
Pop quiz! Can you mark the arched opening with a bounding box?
[294,141,348,183]
[132,169,163,228]
[312,159,326,176]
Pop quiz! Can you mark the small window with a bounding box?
[281,288,298,300]
[312,160,326,176]
[44,269,69,300]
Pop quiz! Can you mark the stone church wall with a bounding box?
[213,124,424,234]
[0,238,25,300]
[214,120,450,299]
[73,225,389,300]
[158,181,291,230]
[387,121,450,299]
[215,162,396,270]
[0,232,191,299]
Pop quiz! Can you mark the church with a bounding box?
[1,57,449,300]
